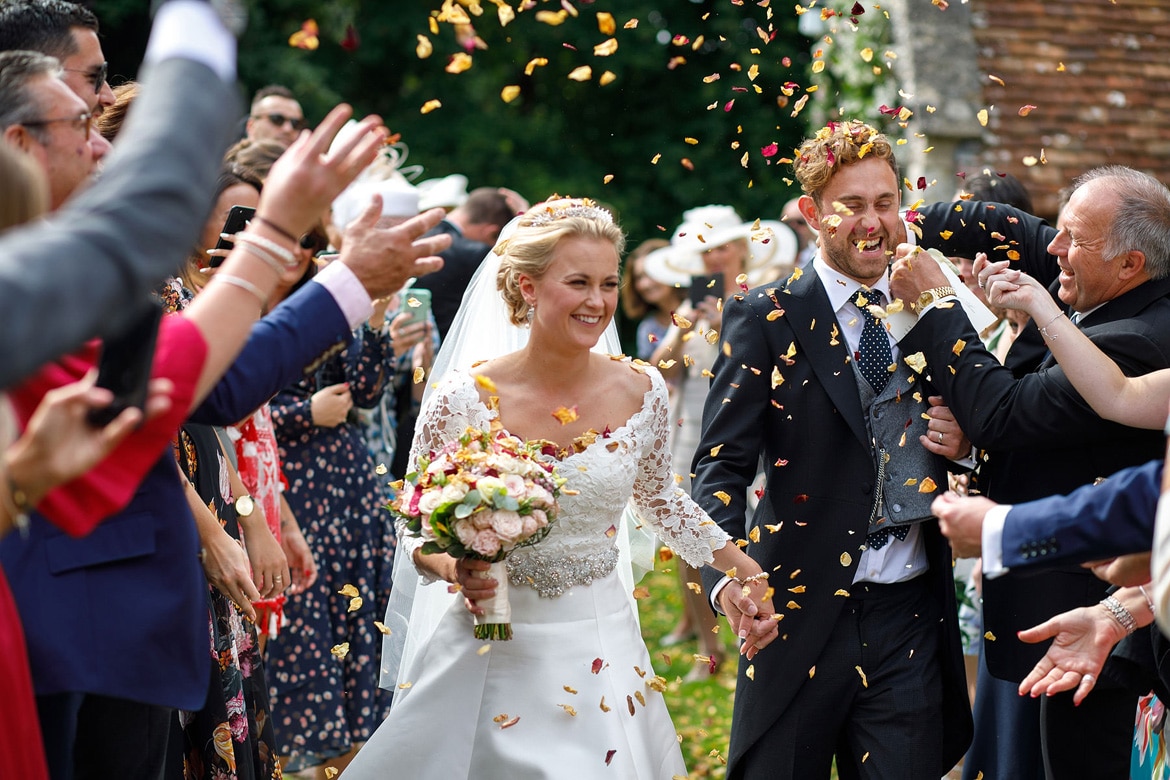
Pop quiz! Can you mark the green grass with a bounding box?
[637,563,740,778]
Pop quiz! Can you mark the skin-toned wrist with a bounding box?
[4,445,49,507]
[413,547,458,584]
[1095,602,1132,645]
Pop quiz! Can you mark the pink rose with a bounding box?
[490,510,524,543]
[521,515,538,537]
[503,474,526,497]
[471,510,494,530]
[454,520,478,547]
[470,529,501,557]
[530,508,549,528]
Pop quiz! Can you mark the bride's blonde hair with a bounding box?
[496,199,625,326]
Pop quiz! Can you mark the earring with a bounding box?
[526,304,535,325]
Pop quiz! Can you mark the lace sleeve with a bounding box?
[395,372,484,576]
[631,369,730,568]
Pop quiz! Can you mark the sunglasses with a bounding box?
[23,111,93,136]
[299,232,329,254]
[65,62,108,95]
[254,113,306,131]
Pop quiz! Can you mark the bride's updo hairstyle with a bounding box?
[496,198,626,326]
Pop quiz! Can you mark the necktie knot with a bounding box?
[851,288,892,393]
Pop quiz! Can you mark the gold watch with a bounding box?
[234,495,256,518]
[910,285,957,313]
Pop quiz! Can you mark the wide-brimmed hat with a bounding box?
[332,175,420,231]
[642,204,797,288]
[417,173,470,211]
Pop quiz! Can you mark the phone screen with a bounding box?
[689,273,724,308]
[210,205,257,266]
[399,288,432,326]
[87,300,164,427]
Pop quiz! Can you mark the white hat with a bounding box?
[331,175,420,231]
[643,204,798,288]
[417,173,470,211]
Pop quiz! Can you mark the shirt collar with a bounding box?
[812,253,893,314]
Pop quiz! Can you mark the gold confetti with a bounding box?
[445,52,473,74]
[375,463,388,476]
[984,631,996,641]
[834,589,851,596]
[710,444,724,457]
[600,697,611,712]
[952,338,966,356]
[713,490,732,506]
[840,552,852,567]
[500,85,521,103]
[918,477,938,493]
[477,644,492,656]
[339,584,360,598]
[474,374,497,393]
[594,38,618,57]
[331,642,350,659]
[347,596,363,613]
[746,664,755,680]
[559,704,578,716]
[809,666,816,678]
[597,12,616,34]
[977,108,989,126]
[373,621,391,635]
[904,352,927,374]
[524,58,549,76]
[856,666,868,687]
[420,99,442,114]
[415,35,433,59]
[552,406,579,425]
[413,367,426,384]
[599,71,616,86]
[324,768,339,779]
[567,65,593,82]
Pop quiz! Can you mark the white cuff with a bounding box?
[144,2,236,82]
[709,575,731,614]
[313,261,374,329]
[981,504,1012,579]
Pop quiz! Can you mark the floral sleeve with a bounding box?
[630,368,730,568]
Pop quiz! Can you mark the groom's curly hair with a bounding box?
[794,120,899,205]
[496,201,625,326]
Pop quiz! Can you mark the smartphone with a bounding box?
[398,288,432,326]
[210,205,256,266]
[86,300,164,427]
[689,273,724,308]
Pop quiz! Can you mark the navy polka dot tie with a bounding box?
[851,288,892,393]
[866,524,910,551]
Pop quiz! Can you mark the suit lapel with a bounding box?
[781,270,869,448]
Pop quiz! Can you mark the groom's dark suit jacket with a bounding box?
[910,201,1170,681]
[691,269,973,777]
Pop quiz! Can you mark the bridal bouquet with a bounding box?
[389,426,565,640]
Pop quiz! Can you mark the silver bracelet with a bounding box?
[1100,595,1137,635]
[233,231,298,269]
[1038,311,1064,341]
[212,273,268,307]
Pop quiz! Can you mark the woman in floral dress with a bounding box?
[266,307,396,772]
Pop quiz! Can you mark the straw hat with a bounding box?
[643,204,797,288]
[332,175,420,231]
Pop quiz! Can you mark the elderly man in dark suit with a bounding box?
[691,120,973,779]
[892,166,1170,779]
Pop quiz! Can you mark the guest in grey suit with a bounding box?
[0,0,239,388]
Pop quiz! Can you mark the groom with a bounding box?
[691,120,972,779]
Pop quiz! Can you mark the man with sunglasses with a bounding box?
[246,83,305,146]
[0,0,114,119]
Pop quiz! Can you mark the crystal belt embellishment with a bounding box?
[507,547,620,598]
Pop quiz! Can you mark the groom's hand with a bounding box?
[718,581,779,660]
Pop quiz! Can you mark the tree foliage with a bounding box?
[94,0,815,244]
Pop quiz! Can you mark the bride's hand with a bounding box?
[718,574,779,660]
[975,255,1051,318]
[453,557,495,616]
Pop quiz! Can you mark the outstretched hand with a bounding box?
[337,199,450,301]
[1017,602,1128,705]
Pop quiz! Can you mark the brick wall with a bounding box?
[968,0,1170,218]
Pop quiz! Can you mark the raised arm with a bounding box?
[979,257,1169,430]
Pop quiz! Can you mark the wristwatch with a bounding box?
[234,494,256,518]
[910,286,957,313]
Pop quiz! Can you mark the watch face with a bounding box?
[235,495,255,518]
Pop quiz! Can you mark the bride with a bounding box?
[343,199,778,778]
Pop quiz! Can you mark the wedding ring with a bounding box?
[275,575,283,582]
[936,431,944,444]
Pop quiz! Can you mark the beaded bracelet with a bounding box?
[734,572,769,586]
[1100,595,1137,635]
[233,231,298,270]
[212,273,268,307]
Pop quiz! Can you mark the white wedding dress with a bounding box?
[343,366,727,779]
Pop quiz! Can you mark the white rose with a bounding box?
[417,489,445,516]
[476,476,505,496]
[440,481,469,504]
[489,510,524,543]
